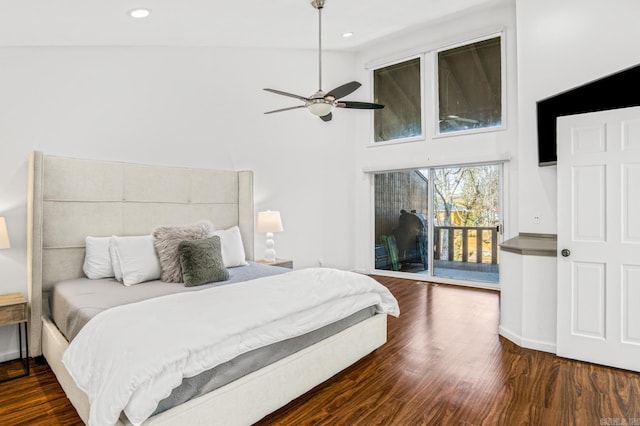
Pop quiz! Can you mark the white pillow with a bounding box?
[211,226,248,268]
[110,235,161,286]
[109,239,123,282]
[83,236,114,279]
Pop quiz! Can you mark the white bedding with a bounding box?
[62,268,399,426]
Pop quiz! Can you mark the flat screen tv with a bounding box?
[537,64,640,166]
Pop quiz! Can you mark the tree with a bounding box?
[432,167,469,261]
[432,165,499,261]
[459,166,499,227]
[432,167,467,226]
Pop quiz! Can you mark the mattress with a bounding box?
[153,305,375,416]
[50,261,289,341]
[50,263,377,421]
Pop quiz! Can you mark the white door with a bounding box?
[557,106,640,372]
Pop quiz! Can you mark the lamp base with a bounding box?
[264,232,276,263]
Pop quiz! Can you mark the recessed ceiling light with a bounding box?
[342,32,354,38]
[128,8,151,19]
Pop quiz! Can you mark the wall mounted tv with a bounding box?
[536,64,640,166]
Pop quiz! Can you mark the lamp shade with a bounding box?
[0,217,10,249]
[256,210,283,233]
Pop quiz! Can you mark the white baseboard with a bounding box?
[498,325,556,354]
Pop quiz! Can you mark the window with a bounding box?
[373,164,502,284]
[373,57,422,143]
[374,170,429,273]
[431,164,500,282]
[437,36,502,134]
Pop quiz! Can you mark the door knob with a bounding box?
[561,249,571,257]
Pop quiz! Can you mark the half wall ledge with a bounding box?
[499,233,557,354]
[500,233,557,257]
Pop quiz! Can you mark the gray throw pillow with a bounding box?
[178,236,229,287]
[153,221,213,283]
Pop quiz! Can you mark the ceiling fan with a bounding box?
[263,0,384,122]
[439,115,480,130]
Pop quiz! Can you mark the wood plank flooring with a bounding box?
[0,358,80,425]
[1,276,639,425]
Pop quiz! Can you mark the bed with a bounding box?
[26,151,396,425]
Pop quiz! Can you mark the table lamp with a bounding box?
[0,217,10,249]
[256,210,283,263]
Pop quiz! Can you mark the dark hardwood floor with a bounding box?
[0,358,80,425]
[1,276,639,425]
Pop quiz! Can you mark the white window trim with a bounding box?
[367,159,507,290]
[361,154,511,174]
[368,54,426,145]
[433,31,507,138]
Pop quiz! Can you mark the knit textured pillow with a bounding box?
[178,236,229,287]
[153,221,213,283]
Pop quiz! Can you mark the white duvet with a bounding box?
[62,268,400,426]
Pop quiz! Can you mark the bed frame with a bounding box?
[27,151,387,425]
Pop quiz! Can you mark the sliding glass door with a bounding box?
[374,163,501,284]
[374,170,429,274]
[431,164,500,282]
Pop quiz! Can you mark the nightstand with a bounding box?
[0,293,29,382]
[256,258,293,269]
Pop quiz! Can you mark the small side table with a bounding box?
[0,293,29,382]
[256,258,293,269]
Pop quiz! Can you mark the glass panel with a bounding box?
[432,165,500,282]
[374,170,429,273]
[373,58,422,142]
[438,37,502,133]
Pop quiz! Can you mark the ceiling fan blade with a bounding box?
[264,105,307,115]
[263,88,310,102]
[326,81,361,100]
[320,112,333,122]
[455,117,480,124]
[338,101,385,110]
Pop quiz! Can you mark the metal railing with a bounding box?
[433,226,499,264]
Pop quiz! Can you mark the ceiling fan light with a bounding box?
[307,102,332,117]
[128,8,151,18]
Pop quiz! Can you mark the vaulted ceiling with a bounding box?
[0,0,506,49]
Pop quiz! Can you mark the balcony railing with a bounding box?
[434,226,499,264]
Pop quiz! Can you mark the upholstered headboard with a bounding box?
[27,151,254,356]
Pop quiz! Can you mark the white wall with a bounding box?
[516,0,640,233]
[3,0,638,363]
[352,2,519,272]
[0,46,357,360]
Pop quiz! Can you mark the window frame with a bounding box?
[433,32,507,138]
[369,54,426,147]
[368,159,506,290]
